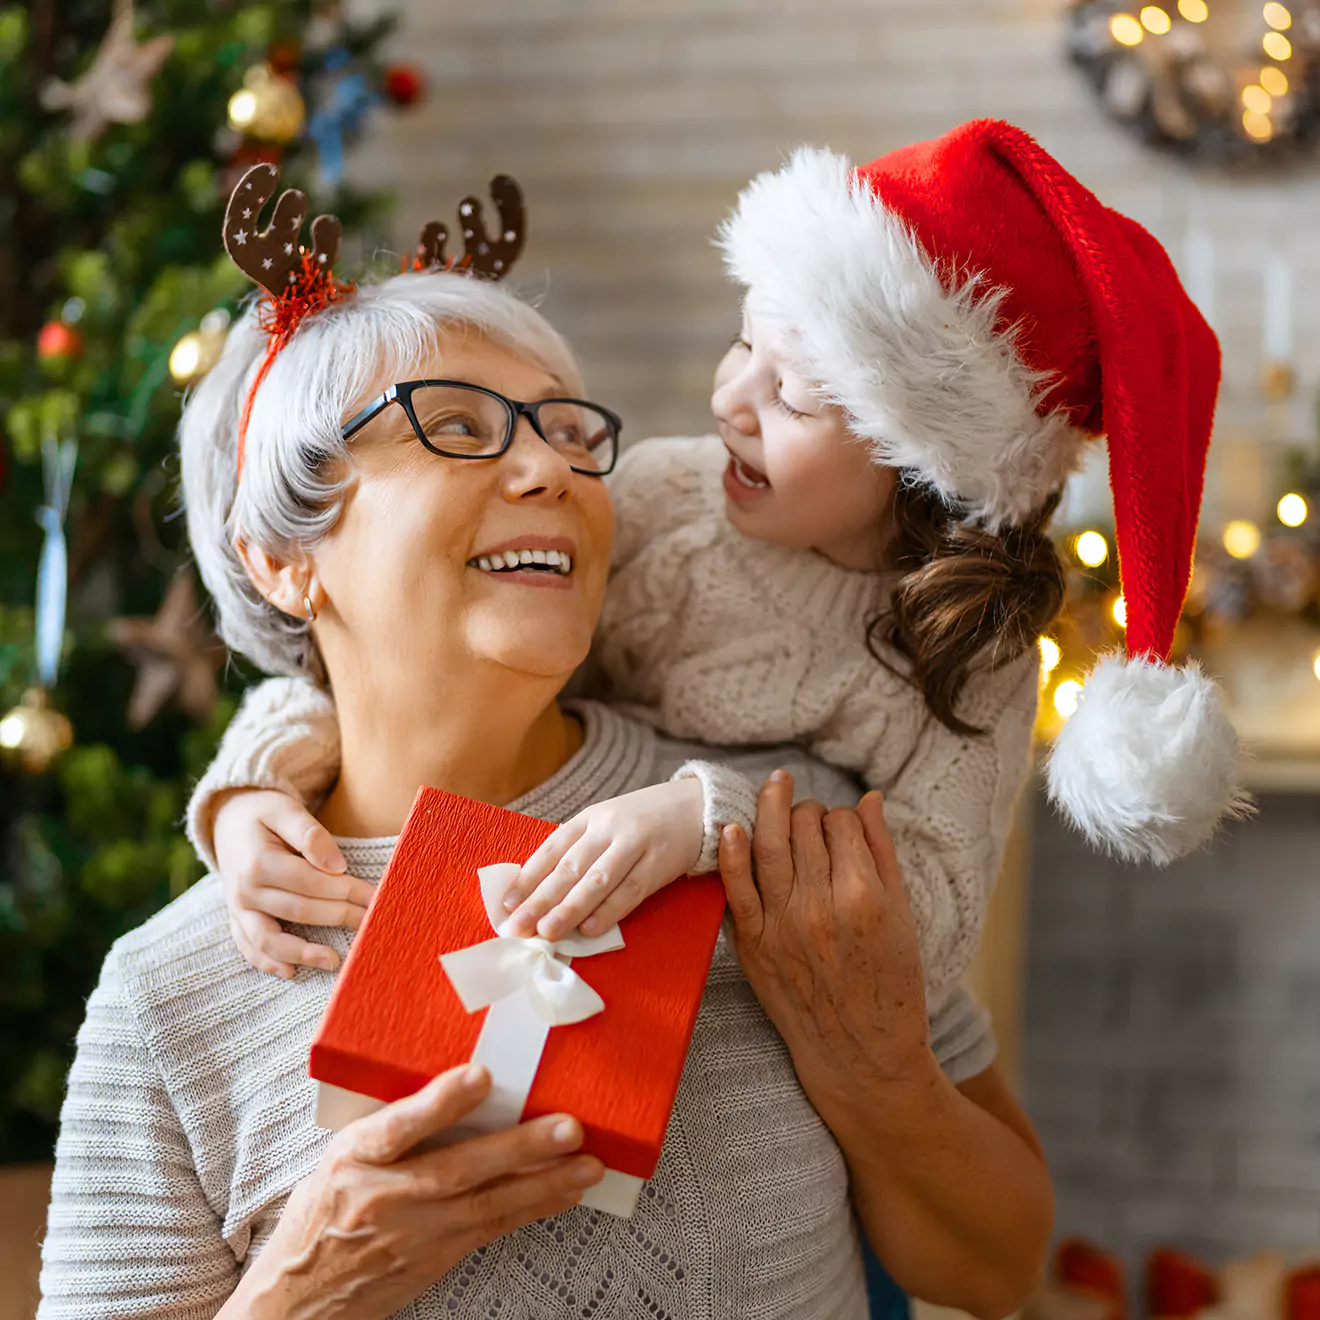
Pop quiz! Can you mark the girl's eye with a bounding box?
[770,393,807,419]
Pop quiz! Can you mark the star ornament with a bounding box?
[41,0,174,143]
[109,573,226,730]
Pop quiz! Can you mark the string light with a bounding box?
[1054,680,1083,719]
[227,89,258,130]
[1110,13,1145,44]
[1278,492,1308,527]
[1263,2,1292,29]
[1141,5,1172,32]
[1178,0,1209,18]
[1112,595,1128,627]
[0,712,23,750]
[1242,84,1274,114]
[1242,110,1275,139]
[1075,530,1110,567]
[1263,30,1292,59]
[1039,637,1062,677]
[1261,66,1289,96]
[1223,519,1262,559]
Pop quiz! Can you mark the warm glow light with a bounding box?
[1278,493,1308,527]
[1261,66,1290,95]
[1178,0,1209,19]
[1264,2,1292,29]
[1242,83,1274,114]
[1112,595,1128,628]
[1054,680,1083,719]
[1111,13,1145,44]
[1313,650,1320,682]
[1075,530,1110,567]
[0,713,23,749]
[168,335,201,382]
[1242,110,1275,139]
[1263,30,1292,59]
[1039,637,1062,676]
[1223,519,1263,559]
[1141,4,1173,32]
[227,89,258,129]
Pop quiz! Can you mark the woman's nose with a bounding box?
[501,417,573,501]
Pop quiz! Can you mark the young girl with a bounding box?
[191,120,1242,997]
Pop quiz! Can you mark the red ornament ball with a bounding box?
[267,41,301,76]
[383,62,425,107]
[36,320,83,363]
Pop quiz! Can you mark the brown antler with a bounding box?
[223,164,343,297]
[412,174,523,281]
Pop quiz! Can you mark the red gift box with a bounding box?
[309,786,726,1217]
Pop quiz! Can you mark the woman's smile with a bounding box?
[467,534,578,592]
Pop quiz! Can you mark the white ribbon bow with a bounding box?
[439,863,625,1026]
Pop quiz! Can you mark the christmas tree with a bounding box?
[0,0,422,1164]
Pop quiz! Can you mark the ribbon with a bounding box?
[440,864,624,1026]
[34,436,77,688]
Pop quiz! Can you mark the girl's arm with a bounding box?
[187,676,342,871]
[828,652,1040,1000]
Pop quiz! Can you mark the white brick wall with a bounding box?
[350,0,1320,522]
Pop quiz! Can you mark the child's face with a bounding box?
[709,304,897,571]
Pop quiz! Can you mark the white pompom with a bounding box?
[1045,652,1252,866]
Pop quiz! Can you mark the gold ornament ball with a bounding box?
[228,64,305,143]
[0,688,73,775]
[168,324,227,385]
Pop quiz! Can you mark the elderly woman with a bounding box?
[39,262,1050,1320]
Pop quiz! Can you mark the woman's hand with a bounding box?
[719,774,1053,1317]
[214,788,373,979]
[226,1064,603,1320]
[500,778,704,941]
[717,772,934,1113]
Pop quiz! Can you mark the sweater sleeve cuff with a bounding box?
[672,760,758,873]
[184,677,341,873]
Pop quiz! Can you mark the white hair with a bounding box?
[179,271,584,677]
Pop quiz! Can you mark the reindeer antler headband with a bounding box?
[223,163,528,482]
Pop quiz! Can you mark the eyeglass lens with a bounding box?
[409,384,615,472]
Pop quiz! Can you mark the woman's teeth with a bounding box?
[472,548,573,575]
[732,456,770,489]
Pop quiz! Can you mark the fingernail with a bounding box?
[502,890,519,911]
[722,824,738,841]
[579,917,598,934]
[770,769,790,783]
[572,1157,602,1186]
[552,1118,580,1147]
[316,953,338,971]
[460,1065,486,1091]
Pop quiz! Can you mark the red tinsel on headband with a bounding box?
[235,250,353,483]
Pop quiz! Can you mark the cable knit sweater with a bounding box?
[40,703,996,1320]
[186,434,1038,998]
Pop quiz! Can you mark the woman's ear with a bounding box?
[235,537,320,621]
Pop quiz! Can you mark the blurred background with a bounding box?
[3,0,1320,1316]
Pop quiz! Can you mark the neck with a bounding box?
[317,658,582,838]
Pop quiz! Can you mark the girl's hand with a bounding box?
[500,779,705,941]
[213,788,375,980]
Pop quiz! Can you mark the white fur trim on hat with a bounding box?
[1045,652,1252,866]
[718,146,1087,531]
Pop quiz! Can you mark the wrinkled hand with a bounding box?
[500,778,704,941]
[214,788,373,979]
[718,773,934,1118]
[232,1065,603,1320]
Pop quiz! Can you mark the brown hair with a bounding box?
[867,481,1065,738]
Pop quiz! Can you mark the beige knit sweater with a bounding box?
[40,704,996,1320]
[186,434,1038,999]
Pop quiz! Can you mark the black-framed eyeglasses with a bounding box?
[340,379,622,476]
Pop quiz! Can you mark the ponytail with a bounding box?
[868,482,1065,737]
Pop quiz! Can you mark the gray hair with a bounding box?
[179,271,584,678]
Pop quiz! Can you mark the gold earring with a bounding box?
[303,594,317,623]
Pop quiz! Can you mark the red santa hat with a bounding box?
[719,118,1250,866]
